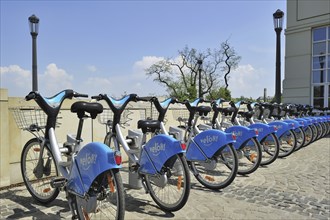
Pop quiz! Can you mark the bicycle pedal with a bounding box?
[51,177,67,188]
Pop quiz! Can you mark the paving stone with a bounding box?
[0,135,329,220]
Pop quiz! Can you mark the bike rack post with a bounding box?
[127,130,143,189]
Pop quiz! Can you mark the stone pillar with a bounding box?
[0,89,10,187]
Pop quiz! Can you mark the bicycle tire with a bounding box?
[190,144,238,190]
[145,153,190,212]
[294,127,306,151]
[235,137,262,175]
[21,138,59,204]
[310,124,318,143]
[259,133,280,166]
[303,125,314,147]
[75,169,125,220]
[277,130,297,158]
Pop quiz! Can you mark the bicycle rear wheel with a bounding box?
[190,144,238,190]
[145,154,190,212]
[21,138,59,204]
[236,137,262,175]
[75,169,125,220]
[259,133,280,166]
[278,130,297,158]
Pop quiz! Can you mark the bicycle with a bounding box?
[226,100,280,166]
[252,102,298,158]
[92,93,190,212]
[137,96,238,190]
[13,90,125,220]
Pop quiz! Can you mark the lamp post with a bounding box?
[197,59,203,98]
[273,9,284,103]
[29,14,39,92]
[319,53,325,83]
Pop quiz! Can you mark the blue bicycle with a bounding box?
[92,94,191,212]
[16,90,125,219]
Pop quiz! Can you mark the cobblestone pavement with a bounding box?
[1,136,329,220]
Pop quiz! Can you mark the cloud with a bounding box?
[87,65,97,72]
[132,56,165,79]
[0,65,32,95]
[228,64,274,98]
[39,63,73,95]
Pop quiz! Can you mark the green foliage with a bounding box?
[207,87,231,100]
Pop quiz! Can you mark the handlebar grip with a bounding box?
[73,92,88,98]
[136,96,155,102]
[25,91,36,101]
[91,94,108,101]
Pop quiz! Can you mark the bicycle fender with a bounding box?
[186,129,235,161]
[139,134,184,175]
[225,126,257,149]
[67,142,121,196]
[248,123,276,141]
[283,119,302,129]
[295,118,311,126]
[268,121,293,137]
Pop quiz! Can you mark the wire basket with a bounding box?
[10,107,47,131]
[139,106,159,120]
[172,108,190,123]
[98,108,132,127]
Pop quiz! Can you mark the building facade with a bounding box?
[283,0,330,108]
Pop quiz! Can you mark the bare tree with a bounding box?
[145,41,240,100]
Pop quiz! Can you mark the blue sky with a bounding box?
[1,0,286,99]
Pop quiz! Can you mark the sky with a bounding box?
[0,0,286,99]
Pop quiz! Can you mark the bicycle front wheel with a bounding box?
[75,169,125,220]
[294,127,305,151]
[236,137,262,175]
[190,144,238,190]
[21,138,59,204]
[145,154,190,212]
[278,130,297,158]
[259,133,280,166]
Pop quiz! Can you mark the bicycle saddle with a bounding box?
[196,106,211,116]
[219,107,236,116]
[238,111,254,119]
[137,120,161,133]
[71,101,103,119]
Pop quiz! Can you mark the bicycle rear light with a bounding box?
[232,133,237,141]
[254,129,259,136]
[181,143,187,150]
[114,151,122,165]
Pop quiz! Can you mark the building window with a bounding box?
[312,26,330,108]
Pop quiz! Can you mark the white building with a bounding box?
[283,0,330,108]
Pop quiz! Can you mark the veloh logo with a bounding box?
[150,142,166,156]
[200,135,218,146]
[233,131,243,137]
[257,128,264,133]
[80,153,97,170]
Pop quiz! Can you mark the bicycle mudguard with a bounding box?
[248,123,276,141]
[225,126,258,150]
[186,129,235,161]
[268,121,294,137]
[139,134,185,175]
[295,118,311,126]
[67,142,121,196]
[283,119,302,129]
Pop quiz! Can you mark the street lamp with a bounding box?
[319,53,325,82]
[29,14,39,91]
[273,9,284,103]
[197,59,203,98]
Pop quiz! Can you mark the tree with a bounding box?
[145,41,241,100]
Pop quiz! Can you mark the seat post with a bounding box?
[76,118,84,142]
